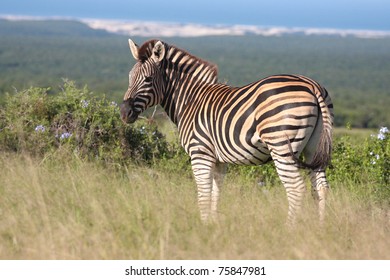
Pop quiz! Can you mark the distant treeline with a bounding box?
[1,19,389,128]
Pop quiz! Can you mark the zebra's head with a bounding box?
[120,39,166,124]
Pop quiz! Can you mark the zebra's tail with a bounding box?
[292,86,334,170]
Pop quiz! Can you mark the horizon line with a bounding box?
[2,14,390,39]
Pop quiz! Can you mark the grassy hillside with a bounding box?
[0,19,390,127]
[1,154,389,259]
[0,19,128,98]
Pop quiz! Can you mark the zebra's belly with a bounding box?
[215,141,271,165]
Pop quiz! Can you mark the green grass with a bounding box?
[1,154,389,260]
[333,127,374,143]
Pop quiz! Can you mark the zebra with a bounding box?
[120,39,334,225]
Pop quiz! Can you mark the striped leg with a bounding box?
[191,158,214,222]
[272,153,306,225]
[211,163,226,220]
[309,169,329,223]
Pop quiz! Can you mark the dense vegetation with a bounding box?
[0,81,172,165]
[1,19,390,128]
[1,83,389,203]
[0,84,389,259]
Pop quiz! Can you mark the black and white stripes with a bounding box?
[120,39,334,224]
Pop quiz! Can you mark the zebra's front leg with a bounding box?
[191,157,215,222]
[211,163,226,221]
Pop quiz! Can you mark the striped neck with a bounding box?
[160,44,218,124]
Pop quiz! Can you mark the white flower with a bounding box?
[60,132,72,140]
[80,100,89,108]
[376,127,388,140]
[377,133,386,140]
[379,127,389,134]
[35,125,45,132]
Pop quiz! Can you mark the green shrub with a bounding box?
[0,81,172,165]
[329,127,389,203]
[0,82,388,204]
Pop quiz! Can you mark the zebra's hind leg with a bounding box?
[309,169,329,224]
[271,153,307,226]
[211,163,226,221]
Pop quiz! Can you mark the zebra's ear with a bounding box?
[128,39,139,60]
[152,41,165,63]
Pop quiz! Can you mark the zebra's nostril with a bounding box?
[120,101,140,124]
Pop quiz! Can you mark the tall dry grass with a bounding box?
[0,154,389,259]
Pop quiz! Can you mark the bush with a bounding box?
[0,81,172,165]
[329,127,389,203]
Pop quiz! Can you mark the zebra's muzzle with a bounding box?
[120,101,139,124]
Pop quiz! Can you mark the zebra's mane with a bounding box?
[138,39,157,62]
[138,39,218,79]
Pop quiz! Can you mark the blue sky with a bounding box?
[2,0,390,30]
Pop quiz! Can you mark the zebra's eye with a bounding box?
[145,76,153,82]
